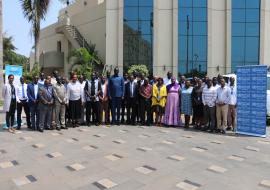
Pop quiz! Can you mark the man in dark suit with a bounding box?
[125,75,138,125]
[108,67,125,125]
[27,76,40,131]
[38,76,54,132]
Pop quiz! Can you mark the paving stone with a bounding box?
[207,165,227,173]
[47,152,63,158]
[159,129,170,133]
[0,160,19,169]
[259,180,270,188]
[137,147,152,152]
[94,134,106,138]
[162,140,175,145]
[78,128,90,132]
[192,147,208,152]
[0,149,7,154]
[227,155,246,162]
[119,129,128,133]
[257,140,270,145]
[51,132,61,136]
[245,146,260,152]
[135,165,156,175]
[93,178,117,189]
[105,154,123,161]
[20,136,33,141]
[82,145,98,151]
[13,175,37,186]
[32,143,45,148]
[67,163,86,171]
[176,180,201,190]
[138,134,151,138]
[210,140,224,144]
[168,155,185,161]
[182,135,194,139]
[113,139,126,144]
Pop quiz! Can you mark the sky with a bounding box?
[3,0,65,56]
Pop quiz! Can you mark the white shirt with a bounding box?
[216,86,231,105]
[15,83,28,102]
[163,77,179,86]
[130,81,135,97]
[202,86,217,107]
[66,81,84,102]
[228,85,237,105]
[34,84,39,99]
[51,77,57,85]
[212,84,220,91]
[101,83,106,98]
[38,79,45,85]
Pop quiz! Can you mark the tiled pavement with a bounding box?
[0,125,270,190]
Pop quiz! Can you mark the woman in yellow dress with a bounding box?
[152,78,167,126]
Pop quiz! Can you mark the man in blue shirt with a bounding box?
[108,67,125,125]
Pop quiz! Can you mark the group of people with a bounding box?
[2,68,237,135]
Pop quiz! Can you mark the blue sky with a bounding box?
[3,0,64,56]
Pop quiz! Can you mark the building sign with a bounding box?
[236,65,267,137]
[5,65,23,87]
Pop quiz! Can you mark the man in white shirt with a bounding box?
[163,71,179,86]
[216,78,231,134]
[38,72,45,86]
[66,74,84,128]
[202,79,217,132]
[15,77,31,130]
[227,77,237,131]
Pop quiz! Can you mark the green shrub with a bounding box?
[127,64,149,77]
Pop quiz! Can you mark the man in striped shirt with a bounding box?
[202,79,217,132]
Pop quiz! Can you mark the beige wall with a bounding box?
[39,0,106,77]
[260,0,270,67]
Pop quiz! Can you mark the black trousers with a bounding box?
[6,99,16,128]
[126,97,137,125]
[121,98,126,122]
[203,105,216,130]
[140,98,151,126]
[17,100,31,128]
[86,101,100,124]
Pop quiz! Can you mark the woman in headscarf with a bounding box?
[181,80,193,128]
[152,77,167,126]
[163,77,181,127]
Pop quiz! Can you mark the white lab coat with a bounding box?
[2,83,13,112]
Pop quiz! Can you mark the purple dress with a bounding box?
[163,84,182,126]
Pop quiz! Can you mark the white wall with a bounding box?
[260,0,270,67]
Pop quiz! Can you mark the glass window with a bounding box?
[232,0,260,71]
[179,0,192,7]
[124,0,153,73]
[124,7,138,20]
[178,0,207,74]
[124,0,138,7]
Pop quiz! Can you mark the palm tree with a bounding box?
[20,0,51,66]
[0,0,3,100]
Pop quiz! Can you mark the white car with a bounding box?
[223,73,270,117]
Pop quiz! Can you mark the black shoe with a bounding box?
[221,130,226,134]
[16,127,21,130]
[226,127,232,131]
[38,128,44,133]
[56,127,61,131]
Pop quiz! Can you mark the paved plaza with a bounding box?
[0,123,270,190]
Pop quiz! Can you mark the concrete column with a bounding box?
[226,0,231,73]
[260,0,270,67]
[153,0,174,78]
[106,0,123,74]
[208,0,227,78]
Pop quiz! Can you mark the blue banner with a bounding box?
[5,65,23,87]
[236,65,267,137]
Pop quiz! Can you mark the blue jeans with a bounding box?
[111,97,122,124]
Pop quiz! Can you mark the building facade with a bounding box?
[38,0,270,78]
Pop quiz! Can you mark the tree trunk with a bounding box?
[0,0,3,101]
